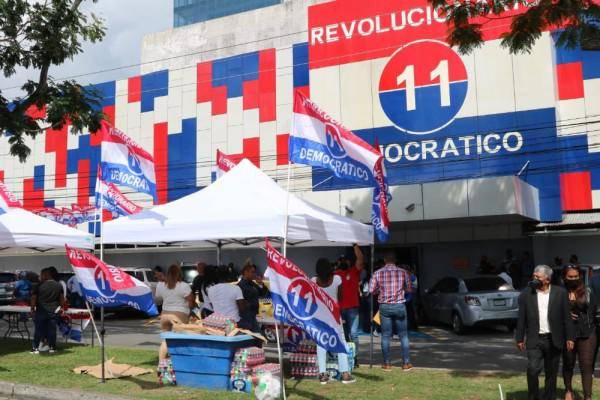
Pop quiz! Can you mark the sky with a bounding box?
[3,0,173,100]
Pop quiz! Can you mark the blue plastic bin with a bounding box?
[162,332,256,390]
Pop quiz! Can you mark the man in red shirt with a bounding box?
[335,244,364,365]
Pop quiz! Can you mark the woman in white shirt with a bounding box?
[207,265,245,322]
[155,264,194,360]
[311,258,355,385]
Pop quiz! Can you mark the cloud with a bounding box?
[3,0,173,99]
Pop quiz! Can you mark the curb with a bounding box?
[0,381,130,400]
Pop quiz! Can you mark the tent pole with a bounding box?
[369,241,375,369]
[216,240,222,265]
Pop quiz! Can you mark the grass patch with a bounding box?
[0,339,598,399]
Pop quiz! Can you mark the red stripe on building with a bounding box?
[23,178,45,210]
[276,134,289,166]
[556,62,584,100]
[258,49,276,122]
[243,79,259,110]
[128,76,142,103]
[560,171,592,211]
[45,125,68,188]
[154,122,168,204]
[197,62,227,115]
[77,159,90,206]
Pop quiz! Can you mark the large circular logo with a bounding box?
[324,122,347,159]
[378,40,468,135]
[94,268,117,298]
[127,151,143,176]
[286,278,318,320]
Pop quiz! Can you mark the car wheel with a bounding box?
[452,313,465,335]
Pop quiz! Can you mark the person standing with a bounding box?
[66,274,84,309]
[516,265,575,400]
[191,262,206,298]
[562,265,597,400]
[155,264,194,360]
[312,258,356,385]
[238,263,269,333]
[335,245,364,363]
[30,268,65,354]
[13,271,32,305]
[369,251,413,371]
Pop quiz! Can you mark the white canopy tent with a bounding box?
[102,159,373,247]
[0,208,94,251]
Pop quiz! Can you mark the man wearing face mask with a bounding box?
[516,265,575,400]
[335,244,364,366]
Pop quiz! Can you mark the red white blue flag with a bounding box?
[290,90,382,185]
[99,121,157,201]
[372,140,391,242]
[264,240,348,354]
[95,170,143,219]
[216,149,238,179]
[65,246,158,316]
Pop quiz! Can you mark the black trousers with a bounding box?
[33,308,58,350]
[526,335,561,400]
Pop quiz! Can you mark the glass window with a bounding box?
[174,0,282,27]
[0,273,15,283]
[464,277,509,292]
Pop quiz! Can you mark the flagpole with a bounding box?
[369,230,375,369]
[99,196,106,383]
[275,161,292,400]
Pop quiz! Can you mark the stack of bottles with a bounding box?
[202,313,236,335]
[290,340,318,379]
[230,347,281,393]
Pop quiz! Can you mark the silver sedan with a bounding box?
[421,275,520,334]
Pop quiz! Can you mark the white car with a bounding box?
[121,267,160,304]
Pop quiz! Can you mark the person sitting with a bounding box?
[153,266,166,282]
[155,264,194,360]
[312,258,356,385]
[191,262,207,303]
[207,265,245,323]
[238,262,269,333]
[13,271,32,305]
[31,268,65,354]
[197,265,217,317]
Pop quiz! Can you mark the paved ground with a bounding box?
[6,313,599,374]
[92,314,528,372]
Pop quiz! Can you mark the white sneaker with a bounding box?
[30,349,39,355]
[48,348,56,354]
[39,344,49,352]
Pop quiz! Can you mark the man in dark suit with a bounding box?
[516,265,575,400]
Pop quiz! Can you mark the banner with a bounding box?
[289,90,382,185]
[58,313,91,342]
[32,205,95,226]
[65,246,158,316]
[216,149,238,179]
[99,121,157,201]
[264,240,347,354]
[95,174,143,219]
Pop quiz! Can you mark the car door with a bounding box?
[438,278,460,324]
[423,280,445,323]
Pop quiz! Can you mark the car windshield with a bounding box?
[182,267,197,284]
[0,273,15,283]
[464,277,511,292]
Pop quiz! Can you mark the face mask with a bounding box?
[565,279,580,290]
[528,279,542,290]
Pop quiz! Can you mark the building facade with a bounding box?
[1,0,599,287]
[173,0,282,27]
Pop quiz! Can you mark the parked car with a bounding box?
[421,275,519,334]
[180,263,198,285]
[0,272,17,304]
[121,267,160,303]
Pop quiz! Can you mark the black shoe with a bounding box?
[319,373,329,385]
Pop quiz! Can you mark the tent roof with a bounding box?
[103,159,373,247]
[0,208,94,251]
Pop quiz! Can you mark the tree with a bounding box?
[0,0,106,162]
[429,0,600,54]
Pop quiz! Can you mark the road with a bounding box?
[88,314,527,372]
